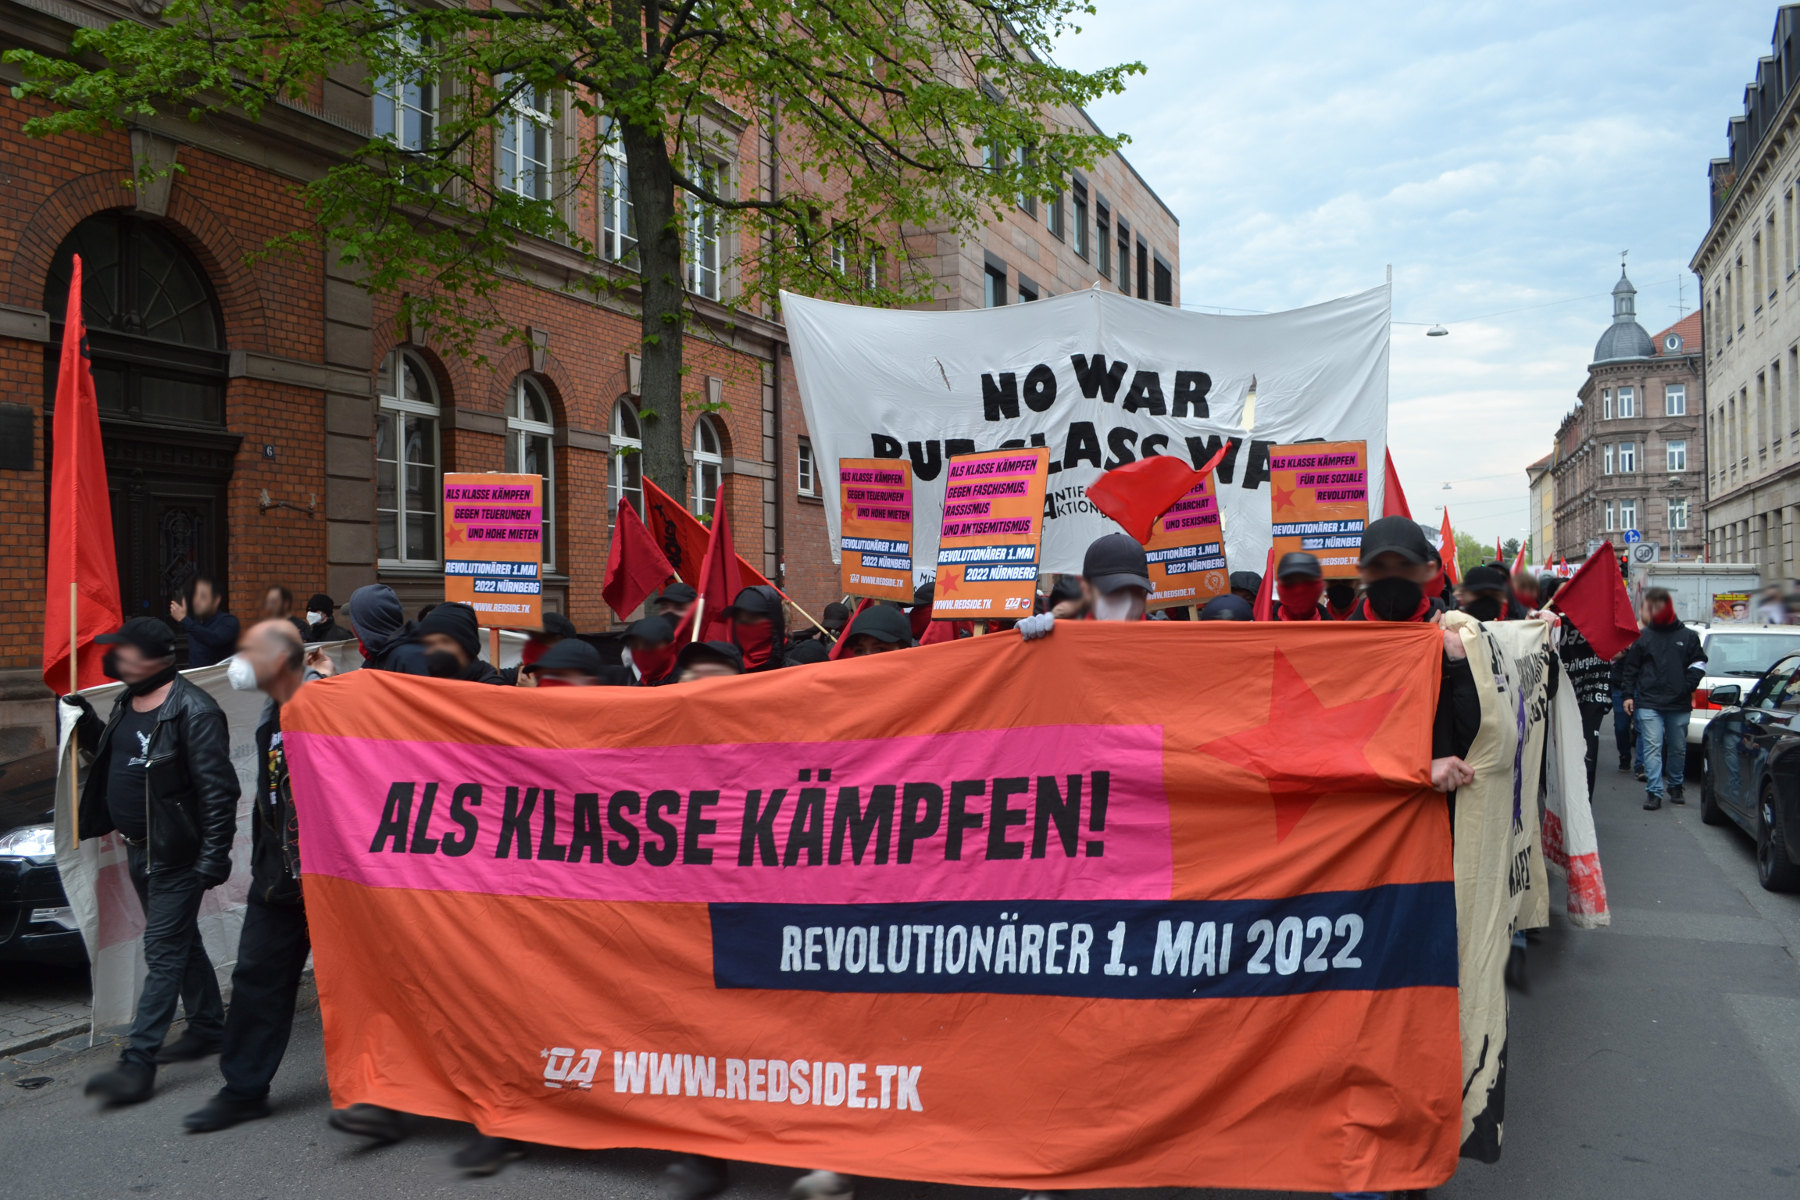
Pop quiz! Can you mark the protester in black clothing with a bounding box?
[1609,652,1638,773]
[1324,579,1359,621]
[303,593,352,643]
[1270,552,1328,621]
[723,586,788,673]
[1620,587,1706,810]
[183,620,332,1133]
[623,615,678,684]
[500,611,580,684]
[1556,620,1612,795]
[1458,565,1513,621]
[416,603,505,684]
[676,640,745,681]
[1017,535,1152,640]
[1199,594,1254,620]
[839,605,913,656]
[345,584,429,675]
[70,617,237,1105]
[1346,517,1480,791]
[792,601,850,648]
[1228,570,1263,604]
[655,582,699,622]
[521,639,609,687]
[171,575,239,668]
[1044,574,1085,618]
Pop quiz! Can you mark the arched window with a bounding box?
[508,375,556,566]
[610,399,643,518]
[375,350,441,564]
[691,416,723,518]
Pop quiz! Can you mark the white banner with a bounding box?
[782,284,1391,576]
[53,641,363,1037]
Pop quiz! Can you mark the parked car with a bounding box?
[0,747,85,962]
[1699,654,1800,892]
[1686,626,1800,768]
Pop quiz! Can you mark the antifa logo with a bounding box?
[651,499,684,571]
[79,333,91,361]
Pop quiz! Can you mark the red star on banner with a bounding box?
[444,522,466,549]
[937,568,961,595]
[1271,481,1297,513]
[1195,651,1403,842]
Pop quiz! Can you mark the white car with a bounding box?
[1688,626,1800,758]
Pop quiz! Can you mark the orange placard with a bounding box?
[930,447,1050,620]
[838,458,915,602]
[1269,441,1368,579]
[442,472,543,629]
[1144,474,1228,611]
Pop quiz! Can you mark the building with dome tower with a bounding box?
[1550,267,1705,566]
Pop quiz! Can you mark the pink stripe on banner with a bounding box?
[285,725,1171,904]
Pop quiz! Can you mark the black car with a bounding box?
[1700,653,1800,892]
[0,747,86,961]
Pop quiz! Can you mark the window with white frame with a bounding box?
[1618,386,1636,417]
[863,246,882,290]
[1667,439,1687,471]
[376,349,440,564]
[373,15,435,154]
[1047,189,1065,240]
[497,78,552,201]
[1665,384,1686,416]
[1619,442,1637,472]
[1604,444,1614,474]
[797,437,817,496]
[691,416,723,518]
[1073,182,1089,259]
[609,399,642,518]
[1605,500,1615,531]
[1015,146,1035,216]
[1668,498,1689,529]
[506,376,556,566]
[686,159,722,300]
[1620,497,1637,530]
[1602,388,1613,419]
[600,119,637,267]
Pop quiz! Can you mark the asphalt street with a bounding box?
[2,761,1798,1200]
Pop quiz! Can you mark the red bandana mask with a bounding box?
[1277,579,1325,617]
[632,642,676,683]
[1651,602,1680,627]
[734,620,775,669]
[521,638,550,665]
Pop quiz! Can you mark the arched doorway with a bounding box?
[44,212,238,646]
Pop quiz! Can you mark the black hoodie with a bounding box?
[727,585,788,673]
[346,584,429,675]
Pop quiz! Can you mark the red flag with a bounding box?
[1510,544,1527,577]
[828,598,875,661]
[1438,509,1460,586]
[1549,541,1639,659]
[1382,450,1412,519]
[1252,547,1276,621]
[43,255,123,696]
[643,477,772,591]
[601,499,676,620]
[667,489,745,646]
[1085,447,1226,544]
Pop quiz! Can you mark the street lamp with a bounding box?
[1660,476,1688,561]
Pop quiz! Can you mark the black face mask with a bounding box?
[102,650,122,681]
[1365,576,1424,621]
[1326,582,1357,609]
[1465,595,1504,622]
[425,650,464,679]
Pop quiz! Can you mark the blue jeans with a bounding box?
[1613,692,1640,767]
[1635,708,1692,798]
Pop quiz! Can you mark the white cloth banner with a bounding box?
[1541,649,1611,927]
[53,642,363,1036]
[781,284,1391,577]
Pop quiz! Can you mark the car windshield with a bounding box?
[1705,633,1800,677]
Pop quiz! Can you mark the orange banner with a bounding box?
[284,624,1461,1193]
[1269,441,1368,579]
[837,458,914,602]
[1144,474,1228,611]
[443,472,543,628]
[930,447,1049,621]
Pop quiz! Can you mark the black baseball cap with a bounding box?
[1358,516,1432,566]
[1463,565,1509,592]
[1199,595,1255,621]
[521,638,604,677]
[624,615,676,645]
[1276,552,1322,580]
[675,639,743,674]
[659,583,698,605]
[532,612,577,640]
[786,638,830,664]
[845,605,912,645]
[1082,534,1151,594]
[1228,571,1263,595]
[821,602,852,631]
[96,616,176,658]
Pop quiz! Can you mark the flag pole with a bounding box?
[689,596,704,642]
[68,580,79,849]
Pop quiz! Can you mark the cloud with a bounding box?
[1056,1,1770,542]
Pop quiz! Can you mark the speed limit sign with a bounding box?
[1630,542,1660,564]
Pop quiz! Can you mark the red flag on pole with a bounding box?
[1510,544,1527,576]
[601,498,676,620]
[1549,541,1640,659]
[1086,446,1228,544]
[43,255,122,696]
[666,489,746,646]
[643,478,772,591]
[1252,547,1277,621]
[1438,509,1460,586]
[1382,450,1412,519]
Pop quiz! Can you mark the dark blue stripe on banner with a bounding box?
[709,883,1455,998]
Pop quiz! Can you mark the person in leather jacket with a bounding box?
[70,617,239,1106]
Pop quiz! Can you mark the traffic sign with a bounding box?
[1622,529,1642,544]
[1629,542,1659,564]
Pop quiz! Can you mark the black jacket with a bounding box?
[77,675,238,880]
[250,696,299,905]
[347,586,429,675]
[458,657,506,685]
[1621,621,1706,710]
[305,619,353,644]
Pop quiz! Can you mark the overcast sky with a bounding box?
[1057,0,1776,551]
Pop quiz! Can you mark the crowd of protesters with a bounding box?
[63,515,1704,1200]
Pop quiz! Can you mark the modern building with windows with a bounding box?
[0,0,1178,767]
[1550,273,1705,566]
[1692,5,1800,576]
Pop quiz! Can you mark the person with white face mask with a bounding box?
[301,593,351,644]
[1016,534,1150,640]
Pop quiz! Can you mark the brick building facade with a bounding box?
[0,0,1177,767]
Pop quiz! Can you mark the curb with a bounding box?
[0,1019,92,1060]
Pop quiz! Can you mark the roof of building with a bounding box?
[1593,266,1654,363]
[1525,451,1554,480]
[1651,309,1704,357]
